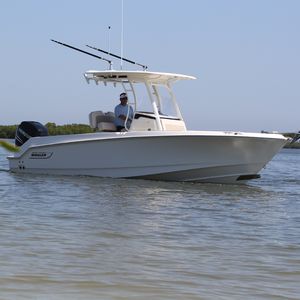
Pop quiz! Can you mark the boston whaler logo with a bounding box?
[29,151,53,159]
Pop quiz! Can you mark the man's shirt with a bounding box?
[114,104,134,128]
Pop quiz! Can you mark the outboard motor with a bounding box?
[15,121,48,146]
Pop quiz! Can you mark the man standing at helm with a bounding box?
[114,92,134,132]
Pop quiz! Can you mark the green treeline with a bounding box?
[45,123,93,135]
[0,124,299,148]
[0,125,17,139]
[0,123,93,139]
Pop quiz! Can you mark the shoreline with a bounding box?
[0,125,299,149]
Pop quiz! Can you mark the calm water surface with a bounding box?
[0,147,299,300]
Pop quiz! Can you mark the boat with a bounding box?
[7,42,288,184]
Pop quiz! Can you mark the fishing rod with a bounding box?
[51,39,112,69]
[86,44,148,70]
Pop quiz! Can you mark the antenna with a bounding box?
[51,39,112,69]
[121,0,124,70]
[86,45,148,70]
[108,25,111,54]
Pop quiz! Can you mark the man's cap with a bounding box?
[120,93,128,99]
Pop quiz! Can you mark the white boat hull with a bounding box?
[8,131,287,184]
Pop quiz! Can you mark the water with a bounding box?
[0,146,299,300]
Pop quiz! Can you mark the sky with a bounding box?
[0,0,299,132]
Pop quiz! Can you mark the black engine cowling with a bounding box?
[15,121,48,146]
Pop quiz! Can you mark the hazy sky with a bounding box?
[1,0,299,132]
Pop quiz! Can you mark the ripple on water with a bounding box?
[0,148,299,299]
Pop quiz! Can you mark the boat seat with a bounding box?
[97,121,116,132]
[89,111,104,129]
[89,111,116,131]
